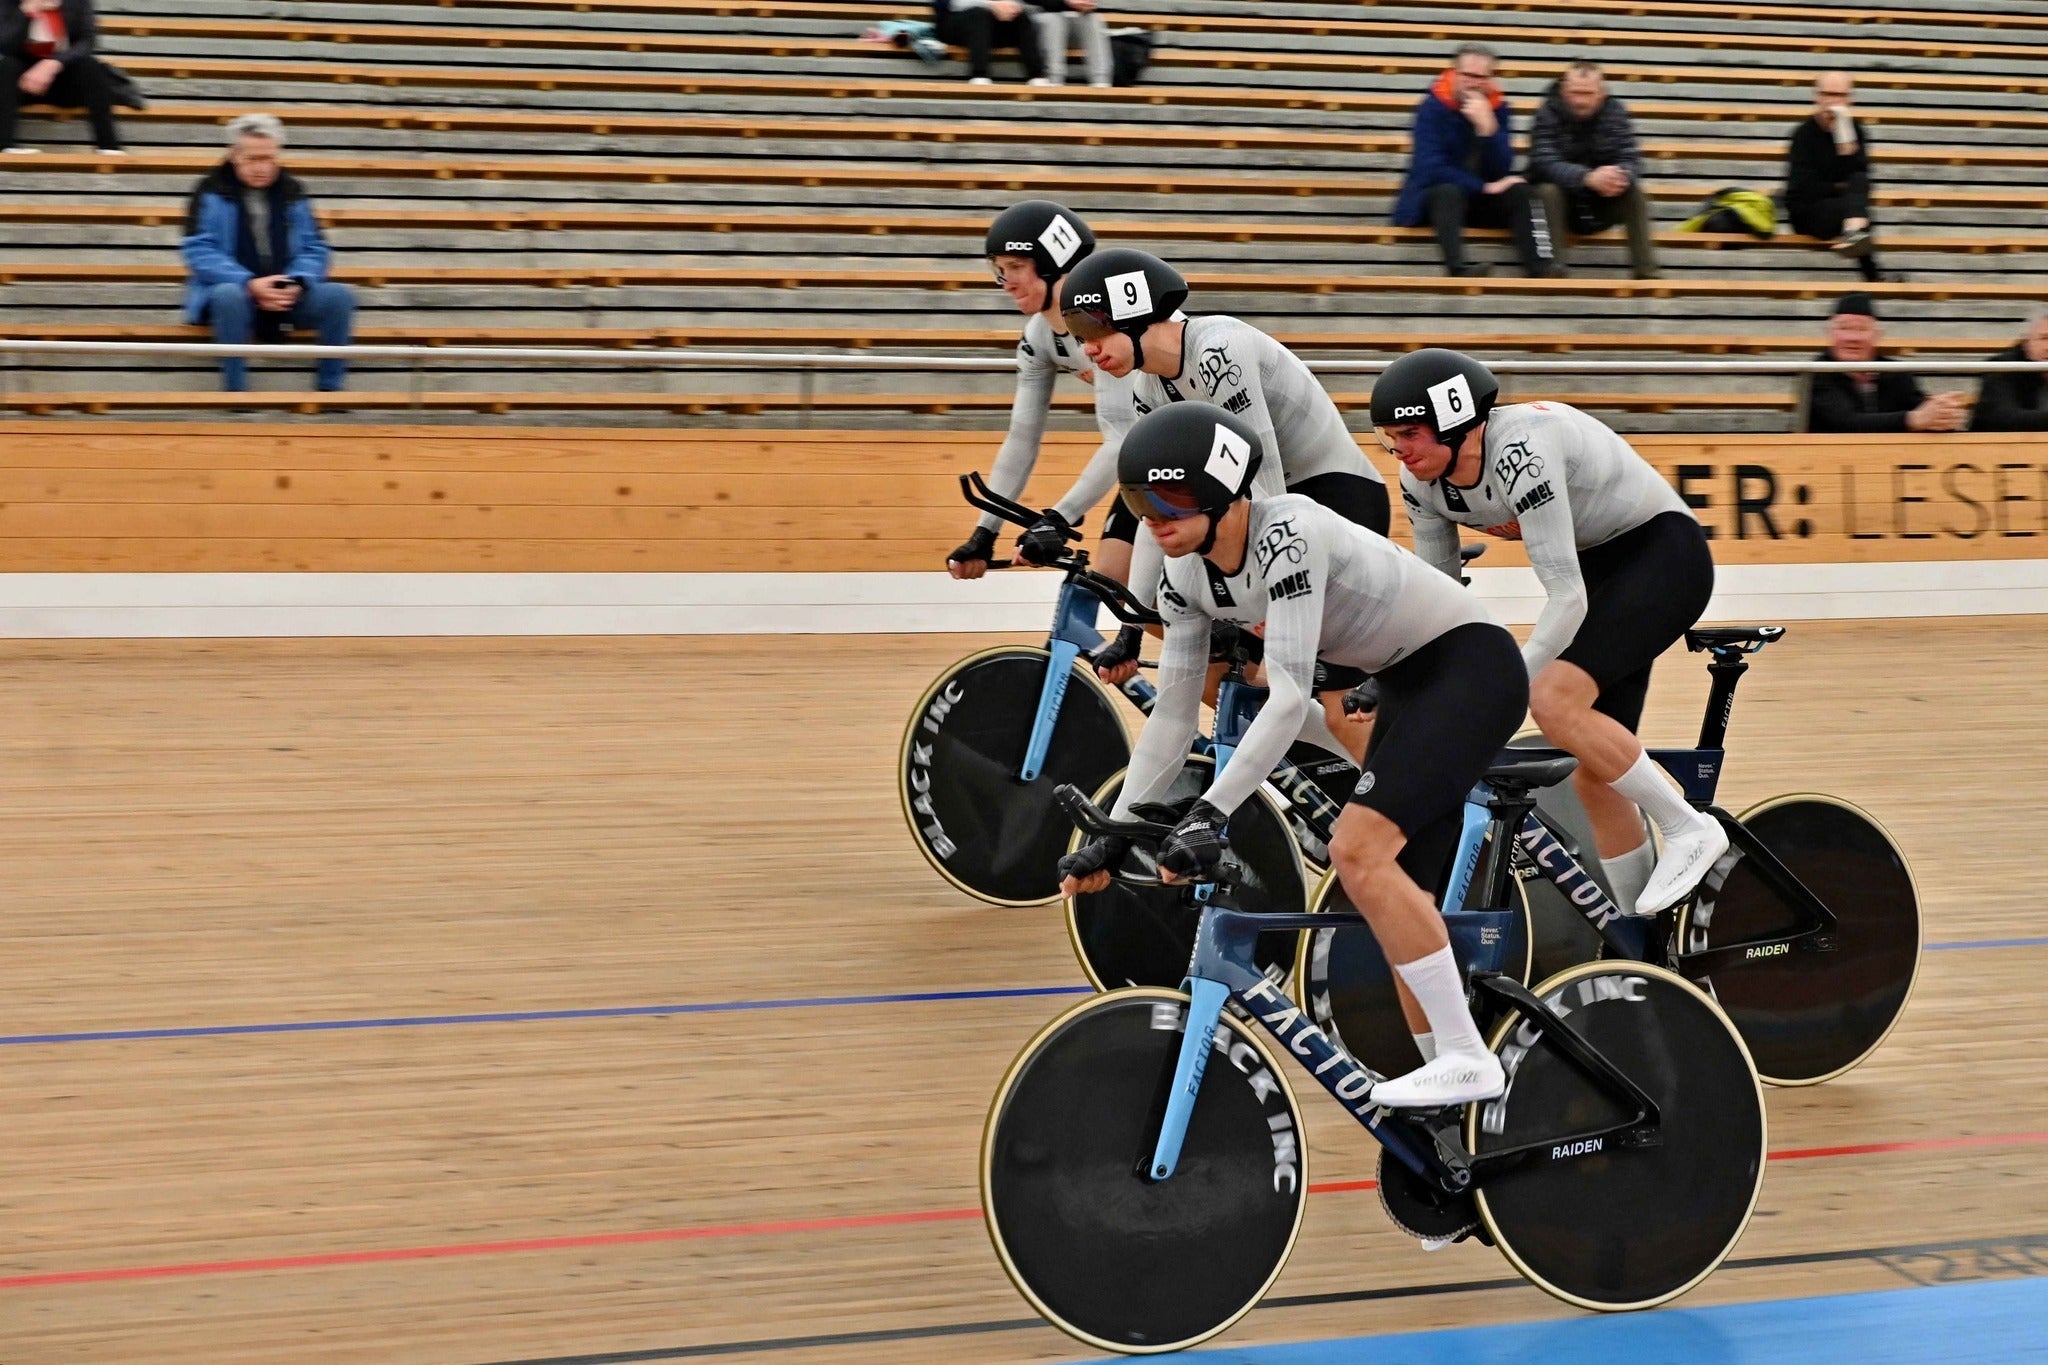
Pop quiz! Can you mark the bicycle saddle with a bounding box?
[1685,625,1785,653]
[1482,755,1579,793]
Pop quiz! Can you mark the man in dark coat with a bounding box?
[179,113,355,391]
[1805,293,1967,434]
[1391,42,1559,278]
[1971,308,2048,433]
[1526,61,1657,278]
[1784,72,1892,283]
[0,0,122,153]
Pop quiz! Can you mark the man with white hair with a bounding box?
[179,112,355,392]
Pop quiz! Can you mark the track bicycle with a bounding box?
[900,473,1354,906]
[983,773,1766,1354]
[1303,625,1922,1087]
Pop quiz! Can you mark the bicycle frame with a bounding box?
[1146,900,1662,1195]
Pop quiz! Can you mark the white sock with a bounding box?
[1392,946,1488,1058]
[1604,840,1656,912]
[1608,751,1704,841]
[1411,1032,1437,1063]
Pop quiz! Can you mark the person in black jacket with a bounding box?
[1805,293,1967,434]
[0,0,122,153]
[1972,308,2048,433]
[1526,62,1658,278]
[1784,72,1893,283]
[932,0,1045,84]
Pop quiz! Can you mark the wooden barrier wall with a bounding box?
[0,423,2042,572]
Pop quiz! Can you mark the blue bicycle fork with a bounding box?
[1019,581,1110,782]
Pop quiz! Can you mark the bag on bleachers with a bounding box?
[1109,28,1156,86]
[1679,188,1777,238]
[861,19,947,66]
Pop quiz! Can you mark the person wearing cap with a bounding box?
[1372,348,1723,919]
[1059,401,1524,1123]
[1969,306,2048,433]
[949,202,1121,579]
[1806,292,1968,433]
[1050,246,1393,705]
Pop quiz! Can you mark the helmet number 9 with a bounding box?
[1107,269,1155,322]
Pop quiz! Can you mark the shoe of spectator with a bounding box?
[1830,227,1873,258]
[95,147,127,156]
[1027,76,1054,86]
[1634,267,1664,280]
[1533,262,1570,279]
[2,147,39,155]
[1445,263,1491,278]
[967,75,993,85]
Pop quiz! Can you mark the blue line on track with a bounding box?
[1112,1276,2048,1365]
[0,984,1095,1047]
[0,935,2037,1049]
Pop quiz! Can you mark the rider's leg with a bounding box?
[1328,622,1529,1108]
[1530,659,1723,915]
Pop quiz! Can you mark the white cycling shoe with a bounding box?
[1370,1050,1505,1110]
[1635,819,1730,916]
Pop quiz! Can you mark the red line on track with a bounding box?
[5,1130,2041,1292]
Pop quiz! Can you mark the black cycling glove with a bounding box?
[1057,835,1129,887]
[1015,509,1077,566]
[1159,800,1229,879]
[1094,624,1146,677]
[1341,679,1381,717]
[947,525,998,570]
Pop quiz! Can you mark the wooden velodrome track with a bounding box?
[0,617,2044,1362]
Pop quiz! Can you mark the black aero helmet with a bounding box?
[1370,347,1500,452]
[1115,401,1264,523]
[1060,248,1190,344]
[984,200,1096,291]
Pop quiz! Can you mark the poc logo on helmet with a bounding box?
[1070,293,1104,305]
[1392,405,1428,420]
[1004,241,1036,252]
[1148,468,1187,481]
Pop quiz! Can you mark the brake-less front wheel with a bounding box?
[899,645,1131,906]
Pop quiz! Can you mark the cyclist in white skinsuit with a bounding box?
[1058,402,1529,1119]
[948,202,1147,585]
[1374,348,1723,916]
[1053,248,1392,725]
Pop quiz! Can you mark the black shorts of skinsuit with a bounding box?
[1557,510,1715,734]
[1101,471,1390,546]
[1349,621,1529,891]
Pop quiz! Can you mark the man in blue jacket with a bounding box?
[180,113,355,392]
[1391,43,1558,279]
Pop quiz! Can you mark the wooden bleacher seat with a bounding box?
[0,199,2037,259]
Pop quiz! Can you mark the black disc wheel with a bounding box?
[1675,794,1920,1086]
[983,988,1307,1354]
[899,646,1131,907]
[1509,732,1636,981]
[1068,758,1307,990]
[1296,870,1532,1080]
[1470,962,1765,1310]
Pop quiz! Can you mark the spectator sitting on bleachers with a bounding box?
[1526,61,1658,279]
[1028,0,1110,88]
[933,0,1046,86]
[180,113,355,393]
[1971,307,2048,433]
[0,0,122,154]
[1391,42,1559,279]
[1784,72,1893,284]
[1806,292,1967,434]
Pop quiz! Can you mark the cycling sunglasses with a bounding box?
[1062,304,1121,343]
[1118,481,1205,522]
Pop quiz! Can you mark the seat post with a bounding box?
[1697,651,1750,751]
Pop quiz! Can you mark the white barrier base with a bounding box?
[0,563,2039,637]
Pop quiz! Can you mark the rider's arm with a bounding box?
[1049,376,1136,525]
[1108,582,1208,818]
[1124,521,1164,611]
[977,338,1061,534]
[1201,528,1328,817]
[1509,463,1587,677]
[1403,482,1465,580]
